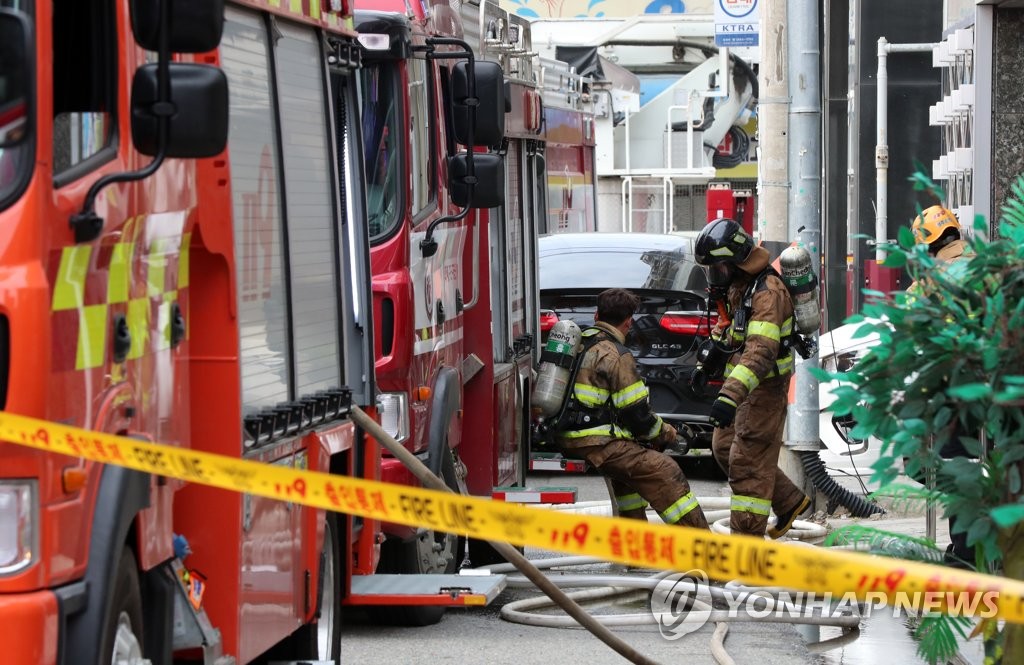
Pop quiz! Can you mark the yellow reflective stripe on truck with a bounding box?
[49,215,188,370]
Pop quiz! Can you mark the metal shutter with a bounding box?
[222,8,290,412]
[275,21,342,395]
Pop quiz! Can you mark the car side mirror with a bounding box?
[130,0,225,53]
[448,152,505,209]
[131,64,228,158]
[0,10,32,149]
[451,60,505,148]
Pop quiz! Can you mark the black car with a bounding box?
[536,232,720,454]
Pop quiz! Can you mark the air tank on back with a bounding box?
[531,319,582,417]
[779,245,821,335]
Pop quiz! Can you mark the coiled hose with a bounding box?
[799,450,885,518]
[488,557,862,665]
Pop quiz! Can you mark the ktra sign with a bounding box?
[714,0,759,48]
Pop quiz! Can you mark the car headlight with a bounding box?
[0,480,37,575]
[377,392,409,443]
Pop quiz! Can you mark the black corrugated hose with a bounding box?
[798,450,885,517]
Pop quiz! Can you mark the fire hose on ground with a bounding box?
[351,406,862,665]
[484,560,862,665]
[351,405,665,665]
[479,508,856,664]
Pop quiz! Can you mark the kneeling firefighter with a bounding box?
[551,288,709,529]
[692,218,811,538]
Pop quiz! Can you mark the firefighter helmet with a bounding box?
[912,205,961,246]
[694,218,754,266]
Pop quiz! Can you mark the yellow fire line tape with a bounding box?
[3,411,1023,622]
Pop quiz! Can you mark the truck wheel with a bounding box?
[314,514,342,659]
[102,548,147,665]
[262,513,342,660]
[374,448,460,626]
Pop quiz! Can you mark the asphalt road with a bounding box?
[338,458,818,665]
[337,448,976,665]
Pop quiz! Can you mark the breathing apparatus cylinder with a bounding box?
[532,320,583,417]
[779,245,821,335]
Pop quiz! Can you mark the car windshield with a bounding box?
[359,61,401,241]
[539,246,707,293]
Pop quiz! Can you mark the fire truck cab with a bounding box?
[0,0,379,663]
[353,0,552,607]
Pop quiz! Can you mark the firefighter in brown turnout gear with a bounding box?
[908,204,971,294]
[556,289,709,529]
[910,205,977,567]
[693,218,810,538]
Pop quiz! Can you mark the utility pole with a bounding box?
[758,0,820,498]
[784,0,822,483]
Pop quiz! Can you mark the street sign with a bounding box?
[714,0,760,48]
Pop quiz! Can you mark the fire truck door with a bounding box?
[524,145,544,358]
[501,141,529,357]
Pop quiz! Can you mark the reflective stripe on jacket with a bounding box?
[720,270,795,404]
[558,321,664,444]
[907,238,972,295]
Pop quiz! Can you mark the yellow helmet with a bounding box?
[912,205,961,245]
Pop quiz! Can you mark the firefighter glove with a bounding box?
[653,423,677,452]
[709,395,738,429]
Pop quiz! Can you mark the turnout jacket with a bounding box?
[558,321,666,445]
[716,246,795,406]
[907,238,972,295]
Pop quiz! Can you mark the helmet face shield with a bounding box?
[706,263,732,287]
[704,263,732,300]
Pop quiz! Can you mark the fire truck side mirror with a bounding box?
[131,64,229,158]
[130,0,225,53]
[448,152,505,209]
[0,10,32,149]
[451,60,505,148]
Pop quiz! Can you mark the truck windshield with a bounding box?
[359,62,401,242]
[0,1,31,210]
[0,142,29,210]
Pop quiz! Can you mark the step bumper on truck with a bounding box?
[0,586,67,665]
[346,572,507,607]
[528,452,587,473]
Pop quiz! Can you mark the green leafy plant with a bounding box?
[826,522,973,664]
[870,482,948,514]
[816,173,1024,663]
[825,523,944,562]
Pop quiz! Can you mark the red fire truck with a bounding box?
[0,0,404,662]
[538,56,598,236]
[353,0,549,589]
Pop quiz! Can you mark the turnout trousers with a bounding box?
[711,375,806,536]
[566,438,709,529]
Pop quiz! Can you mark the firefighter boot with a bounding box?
[943,517,976,570]
[767,495,811,539]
